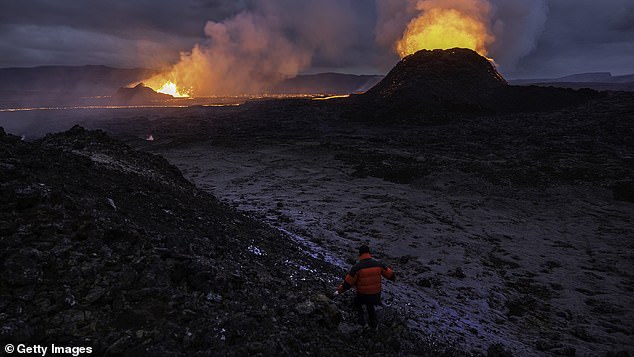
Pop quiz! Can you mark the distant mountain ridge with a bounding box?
[0,65,158,98]
[271,72,383,94]
[509,72,634,91]
[0,65,383,99]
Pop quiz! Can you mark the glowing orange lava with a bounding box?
[396,8,493,58]
[152,80,190,98]
[312,94,351,101]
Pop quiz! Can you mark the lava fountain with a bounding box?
[396,0,494,59]
[142,76,191,98]
[155,81,190,98]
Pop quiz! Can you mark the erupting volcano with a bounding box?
[360,48,504,115]
[358,48,598,117]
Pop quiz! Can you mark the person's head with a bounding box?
[358,245,370,256]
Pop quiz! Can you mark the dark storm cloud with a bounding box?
[0,0,632,77]
[0,0,379,71]
[0,0,244,39]
[0,0,248,68]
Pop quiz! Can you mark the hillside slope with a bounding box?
[0,126,428,356]
[356,48,599,119]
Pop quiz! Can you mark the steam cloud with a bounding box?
[375,0,548,73]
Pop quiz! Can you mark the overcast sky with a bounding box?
[0,0,632,78]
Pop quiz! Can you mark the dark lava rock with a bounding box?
[487,343,513,357]
[612,180,634,202]
[0,126,428,355]
[354,48,599,120]
[364,48,506,111]
[448,267,466,279]
[416,277,441,288]
[551,346,577,356]
[112,83,172,104]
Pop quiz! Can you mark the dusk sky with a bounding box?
[0,0,632,79]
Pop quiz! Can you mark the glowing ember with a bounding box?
[396,7,493,58]
[155,81,190,98]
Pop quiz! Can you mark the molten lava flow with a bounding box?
[312,94,351,101]
[396,7,493,58]
[154,81,190,98]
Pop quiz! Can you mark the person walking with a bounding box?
[334,245,395,329]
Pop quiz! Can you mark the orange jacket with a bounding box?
[337,253,395,295]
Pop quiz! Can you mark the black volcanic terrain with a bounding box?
[1,48,632,356]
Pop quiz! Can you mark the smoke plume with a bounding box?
[145,8,310,96]
[146,0,548,95]
[145,0,371,96]
[488,0,548,72]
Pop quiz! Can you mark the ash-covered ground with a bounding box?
[2,88,632,355]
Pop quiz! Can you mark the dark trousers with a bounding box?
[354,293,380,328]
